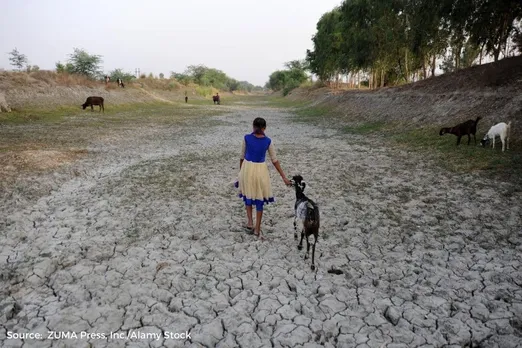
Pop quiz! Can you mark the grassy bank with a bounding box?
[270,98,521,182]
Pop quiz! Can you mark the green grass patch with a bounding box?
[0,101,225,125]
[293,106,521,180]
[0,102,228,155]
[342,122,388,135]
[393,127,522,175]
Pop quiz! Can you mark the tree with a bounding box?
[67,48,103,78]
[467,0,522,62]
[306,8,343,83]
[185,65,209,84]
[109,69,135,82]
[56,61,74,74]
[159,73,164,79]
[266,65,308,95]
[26,65,39,72]
[8,48,28,71]
[171,72,192,86]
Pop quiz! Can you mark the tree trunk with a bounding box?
[380,69,385,88]
[431,54,436,77]
[455,45,462,70]
[405,50,409,83]
[422,59,427,79]
[357,71,360,89]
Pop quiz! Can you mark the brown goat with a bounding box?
[439,117,481,145]
[82,96,104,113]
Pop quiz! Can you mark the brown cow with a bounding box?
[82,96,104,113]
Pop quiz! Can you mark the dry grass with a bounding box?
[0,102,225,184]
[0,71,99,89]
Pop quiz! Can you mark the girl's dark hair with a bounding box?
[253,117,266,134]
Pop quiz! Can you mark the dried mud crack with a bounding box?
[1,103,521,348]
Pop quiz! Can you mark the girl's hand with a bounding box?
[283,177,292,186]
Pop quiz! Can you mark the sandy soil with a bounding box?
[1,103,521,348]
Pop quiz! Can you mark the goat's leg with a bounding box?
[473,133,477,145]
[311,235,317,271]
[467,134,470,145]
[298,229,304,250]
[456,136,461,146]
[501,137,505,152]
[91,105,94,112]
[304,234,310,260]
[293,216,298,240]
[492,136,495,149]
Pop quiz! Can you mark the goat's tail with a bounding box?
[475,116,482,124]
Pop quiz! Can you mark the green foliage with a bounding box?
[172,65,255,92]
[55,61,74,74]
[26,65,39,72]
[171,72,193,86]
[109,69,135,82]
[8,48,28,71]
[302,0,522,88]
[467,0,522,62]
[195,86,214,97]
[266,60,309,94]
[306,8,344,81]
[66,48,103,78]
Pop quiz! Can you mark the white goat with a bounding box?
[481,121,511,152]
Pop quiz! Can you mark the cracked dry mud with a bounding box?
[1,104,521,348]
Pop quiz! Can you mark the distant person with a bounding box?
[185,96,188,103]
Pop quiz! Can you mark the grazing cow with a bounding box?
[212,93,220,105]
[82,96,104,113]
[117,78,125,88]
[105,76,110,85]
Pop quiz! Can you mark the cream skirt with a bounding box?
[237,160,274,210]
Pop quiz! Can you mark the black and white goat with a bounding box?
[292,175,320,270]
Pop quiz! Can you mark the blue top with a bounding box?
[244,133,272,163]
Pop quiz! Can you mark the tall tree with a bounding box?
[306,8,343,83]
[467,0,522,61]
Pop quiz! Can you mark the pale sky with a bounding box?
[1,0,342,86]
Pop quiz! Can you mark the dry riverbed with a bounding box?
[1,101,521,348]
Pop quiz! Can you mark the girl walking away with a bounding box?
[238,117,291,240]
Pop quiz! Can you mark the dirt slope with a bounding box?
[0,71,219,110]
[288,56,522,141]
